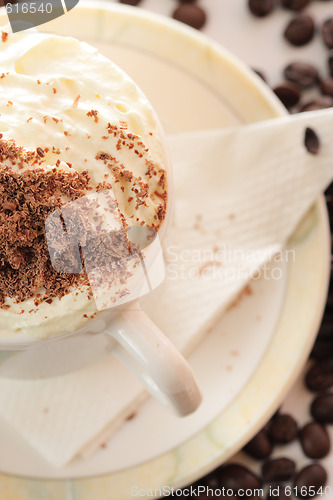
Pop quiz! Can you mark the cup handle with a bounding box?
[104,303,202,417]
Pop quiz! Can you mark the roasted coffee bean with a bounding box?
[317,320,333,338]
[268,414,298,444]
[119,0,142,5]
[325,291,333,311]
[248,0,275,16]
[322,18,333,49]
[262,458,296,483]
[311,393,333,423]
[293,464,327,499]
[284,15,315,46]
[299,422,331,458]
[321,77,333,97]
[218,464,262,494]
[178,0,197,3]
[305,358,333,391]
[310,336,333,360]
[280,0,311,11]
[301,95,333,111]
[243,429,273,459]
[304,127,320,155]
[172,4,207,29]
[284,62,319,89]
[329,53,333,76]
[273,81,301,107]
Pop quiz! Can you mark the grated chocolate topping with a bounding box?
[0,155,92,307]
[0,138,153,310]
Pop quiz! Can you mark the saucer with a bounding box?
[0,2,330,498]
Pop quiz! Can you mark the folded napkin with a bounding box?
[0,109,332,467]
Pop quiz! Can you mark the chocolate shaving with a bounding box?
[0,156,92,306]
[87,110,99,123]
[36,147,45,158]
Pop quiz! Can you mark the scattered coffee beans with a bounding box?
[283,62,319,89]
[172,4,207,30]
[268,414,298,444]
[261,458,296,483]
[218,464,262,494]
[280,0,311,11]
[248,0,275,17]
[322,18,333,49]
[304,127,320,155]
[284,15,315,46]
[305,357,333,392]
[299,422,330,458]
[311,393,333,423]
[273,81,301,107]
[293,464,327,499]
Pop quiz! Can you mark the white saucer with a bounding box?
[0,2,330,498]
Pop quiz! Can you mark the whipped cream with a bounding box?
[0,25,168,340]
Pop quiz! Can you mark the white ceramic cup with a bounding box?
[0,114,201,419]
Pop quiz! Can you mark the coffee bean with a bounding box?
[321,77,333,97]
[273,81,301,107]
[317,320,333,338]
[284,15,315,46]
[326,291,333,311]
[329,53,333,77]
[322,18,333,49]
[311,393,333,423]
[304,127,320,155]
[293,464,327,499]
[172,5,207,30]
[280,0,311,11]
[301,95,333,111]
[243,429,273,459]
[119,0,142,5]
[284,62,319,89]
[178,0,197,3]
[299,422,331,458]
[310,336,333,360]
[262,458,296,482]
[248,0,275,17]
[305,358,333,391]
[268,414,298,443]
[218,464,262,494]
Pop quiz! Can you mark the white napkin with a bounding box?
[0,109,332,467]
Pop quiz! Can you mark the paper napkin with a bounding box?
[0,109,332,467]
